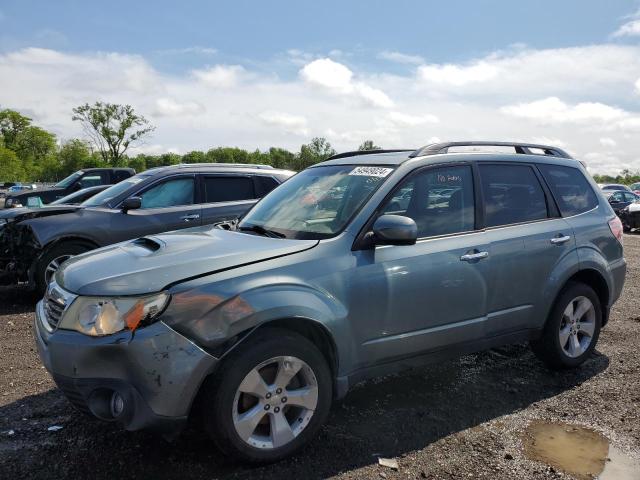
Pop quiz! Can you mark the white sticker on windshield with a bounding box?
[348,166,393,177]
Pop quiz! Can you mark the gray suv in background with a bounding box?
[34,142,626,463]
[1,163,293,293]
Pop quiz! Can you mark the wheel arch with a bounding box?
[29,235,100,284]
[564,269,610,325]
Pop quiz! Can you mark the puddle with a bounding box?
[523,421,640,480]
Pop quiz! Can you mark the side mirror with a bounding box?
[372,214,418,246]
[121,196,142,213]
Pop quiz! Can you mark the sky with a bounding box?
[1,0,640,174]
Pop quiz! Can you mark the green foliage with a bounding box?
[72,102,155,164]
[358,140,381,151]
[6,103,636,186]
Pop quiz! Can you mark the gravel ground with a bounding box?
[1,235,639,479]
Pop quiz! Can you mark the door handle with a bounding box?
[460,251,489,262]
[180,214,200,222]
[550,235,571,245]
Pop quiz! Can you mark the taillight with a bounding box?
[608,216,624,244]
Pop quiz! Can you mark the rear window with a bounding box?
[203,176,256,202]
[479,164,548,227]
[538,164,598,217]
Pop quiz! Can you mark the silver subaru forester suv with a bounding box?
[34,141,626,462]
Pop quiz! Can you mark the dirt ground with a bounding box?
[1,236,639,479]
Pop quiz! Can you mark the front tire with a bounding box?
[531,282,602,369]
[202,327,333,463]
[35,241,93,296]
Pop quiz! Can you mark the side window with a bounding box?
[254,176,279,197]
[79,175,104,189]
[611,192,624,202]
[112,170,131,183]
[203,176,255,202]
[139,177,194,208]
[538,164,598,217]
[480,164,548,227]
[380,165,475,237]
[624,192,636,202]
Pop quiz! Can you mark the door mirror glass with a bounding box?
[122,196,142,213]
[372,215,418,246]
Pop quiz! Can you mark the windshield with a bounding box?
[81,174,149,207]
[54,171,83,188]
[238,164,394,239]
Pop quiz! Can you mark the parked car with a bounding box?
[599,183,631,192]
[603,189,640,214]
[619,201,640,232]
[33,142,626,462]
[629,182,640,195]
[0,185,110,229]
[1,163,293,293]
[3,168,135,208]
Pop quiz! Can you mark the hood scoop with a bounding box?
[130,237,163,252]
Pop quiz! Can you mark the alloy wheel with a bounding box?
[44,255,73,285]
[232,355,318,449]
[559,296,596,358]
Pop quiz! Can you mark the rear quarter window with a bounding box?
[538,164,599,217]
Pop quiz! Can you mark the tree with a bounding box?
[358,140,380,151]
[298,137,336,170]
[0,146,25,181]
[268,147,295,169]
[58,139,96,173]
[72,102,155,164]
[0,109,32,150]
[181,150,206,163]
[14,126,57,164]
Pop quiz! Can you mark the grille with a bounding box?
[42,282,76,331]
[53,375,90,414]
[44,296,65,328]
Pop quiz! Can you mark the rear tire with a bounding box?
[531,282,602,369]
[35,241,94,296]
[201,327,333,463]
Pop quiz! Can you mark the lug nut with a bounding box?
[276,388,282,394]
[274,406,280,413]
[266,392,272,399]
[264,404,270,410]
[281,397,287,403]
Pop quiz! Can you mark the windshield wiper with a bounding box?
[237,224,286,238]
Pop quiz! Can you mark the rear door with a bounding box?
[111,175,202,241]
[199,174,259,225]
[478,163,578,335]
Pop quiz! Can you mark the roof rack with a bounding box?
[327,149,415,160]
[410,141,573,159]
[164,163,275,170]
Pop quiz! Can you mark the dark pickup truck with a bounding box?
[0,163,294,293]
[3,168,135,208]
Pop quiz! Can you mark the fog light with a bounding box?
[110,392,125,417]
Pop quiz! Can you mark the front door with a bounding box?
[110,175,202,242]
[349,164,490,369]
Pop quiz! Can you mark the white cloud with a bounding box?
[501,97,628,124]
[418,61,498,86]
[3,44,640,176]
[387,111,439,127]
[258,111,309,136]
[612,18,640,37]
[600,137,617,147]
[192,65,246,88]
[154,97,204,117]
[300,58,393,108]
[378,51,424,65]
[636,78,640,93]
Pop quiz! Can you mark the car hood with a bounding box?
[58,227,319,296]
[6,187,63,199]
[0,204,82,221]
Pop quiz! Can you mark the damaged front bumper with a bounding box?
[34,299,219,433]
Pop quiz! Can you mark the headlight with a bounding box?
[58,292,170,336]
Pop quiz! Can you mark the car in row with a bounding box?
[1,163,294,293]
[34,141,626,463]
[3,168,135,208]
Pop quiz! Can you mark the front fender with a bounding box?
[161,281,350,365]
